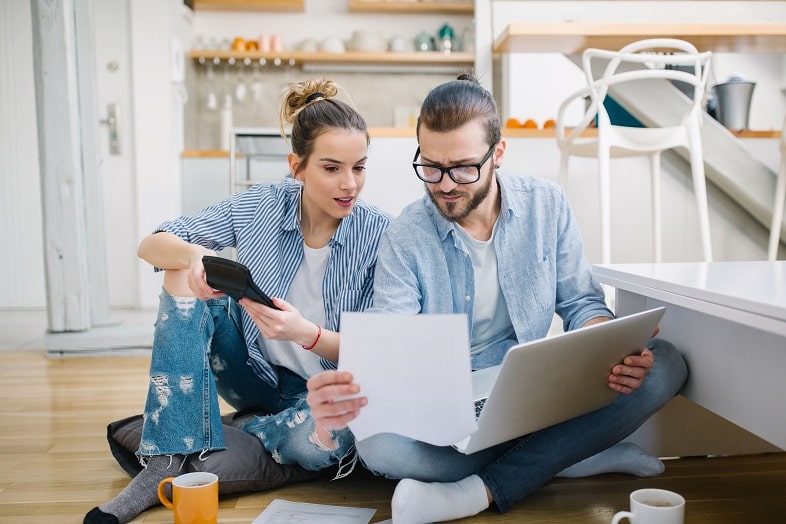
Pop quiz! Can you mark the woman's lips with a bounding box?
[335,196,355,208]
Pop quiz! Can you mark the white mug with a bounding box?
[611,488,685,524]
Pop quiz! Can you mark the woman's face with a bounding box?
[290,128,368,223]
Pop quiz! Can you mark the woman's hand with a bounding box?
[240,297,317,347]
[187,252,223,300]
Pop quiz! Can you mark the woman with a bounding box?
[85,78,391,524]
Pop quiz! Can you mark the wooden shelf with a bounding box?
[348,1,473,15]
[494,22,786,54]
[189,49,474,67]
[192,0,304,11]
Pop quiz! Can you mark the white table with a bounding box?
[593,261,786,456]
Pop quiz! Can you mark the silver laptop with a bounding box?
[453,307,666,454]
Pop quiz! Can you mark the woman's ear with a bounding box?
[288,152,302,180]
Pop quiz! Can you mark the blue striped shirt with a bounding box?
[155,177,392,386]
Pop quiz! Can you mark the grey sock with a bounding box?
[95,454,184,523]
[556,442,665,478]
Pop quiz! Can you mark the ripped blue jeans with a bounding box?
[138,289,353,471]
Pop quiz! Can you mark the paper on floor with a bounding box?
[252,499,376,523]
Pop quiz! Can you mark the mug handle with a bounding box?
[157,476,175,509]
[611,511,634,523]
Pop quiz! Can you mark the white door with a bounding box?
[92,0,139,308]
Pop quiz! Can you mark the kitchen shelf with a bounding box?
[192,0,304,11]
[188,49,474,67]
[348,1,473,15]
[494,22,786,54]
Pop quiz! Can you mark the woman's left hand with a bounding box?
[240,297,317,348]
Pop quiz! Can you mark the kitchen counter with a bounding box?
[182,128,781,156]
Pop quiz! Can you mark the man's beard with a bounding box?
[427,173,493,223]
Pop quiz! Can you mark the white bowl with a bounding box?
[320,37,345,54]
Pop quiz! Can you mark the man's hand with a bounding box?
[306,370,367,431]
[608,348,654,394]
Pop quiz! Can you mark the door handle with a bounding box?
[99,103,121,155]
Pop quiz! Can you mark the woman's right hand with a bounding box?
[187,250,222,300]
[306,370,367,431]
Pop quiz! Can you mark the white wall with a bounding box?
[0,0,47,309]
[130,0,191,307]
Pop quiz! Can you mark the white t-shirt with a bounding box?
[258,244,329,379]
[454,223,515,355]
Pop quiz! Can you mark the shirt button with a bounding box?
[465,295,471,302]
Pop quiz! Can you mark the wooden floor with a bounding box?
[1,349,785,523]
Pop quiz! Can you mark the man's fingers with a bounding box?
[307,370,353,392]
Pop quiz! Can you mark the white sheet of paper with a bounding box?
[252,499,376,524]
[338,313,477,446]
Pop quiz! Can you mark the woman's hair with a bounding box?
[279,78,368,174]
[417,73,501,148]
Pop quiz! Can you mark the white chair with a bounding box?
[556,39,713,264]
[767,115,786,261]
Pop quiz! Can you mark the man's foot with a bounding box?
[391,474,489,524]
[556,442,665,478]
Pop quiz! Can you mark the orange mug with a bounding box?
[158,472,218,524]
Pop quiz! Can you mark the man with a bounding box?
[307,74,688,523]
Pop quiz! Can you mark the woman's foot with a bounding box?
[84,454,184,524]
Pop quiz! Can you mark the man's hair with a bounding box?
[417,73,501,147]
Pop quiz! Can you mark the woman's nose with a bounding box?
[339,170,357,190]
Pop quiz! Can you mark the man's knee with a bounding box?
[647,338,688,399]
[356,433,415,479]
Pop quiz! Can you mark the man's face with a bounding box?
[416,121,502,223]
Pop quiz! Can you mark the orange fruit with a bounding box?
[522,119,538,129]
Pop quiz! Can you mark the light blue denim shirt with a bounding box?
[370,173,612,365]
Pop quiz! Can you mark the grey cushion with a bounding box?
[106,413,329,495]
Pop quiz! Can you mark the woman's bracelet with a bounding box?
[302,323,322,350]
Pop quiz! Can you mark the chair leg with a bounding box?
[768,160,786,261]
[688,130,713,262]
[598,145,612,265]
[558,153,569,191]
[651,152,662,263]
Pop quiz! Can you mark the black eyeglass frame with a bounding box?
[411,142,497,185]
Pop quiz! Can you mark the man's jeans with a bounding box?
[356,338,688,513]
[138,290,352,470]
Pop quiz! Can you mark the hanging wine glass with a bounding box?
[205,57,218,111]
[235,57,250,104]
[251,58,266,102]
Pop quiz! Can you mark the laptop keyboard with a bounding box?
[474,397,487,419]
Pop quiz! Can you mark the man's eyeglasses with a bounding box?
[412,143,497,185]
